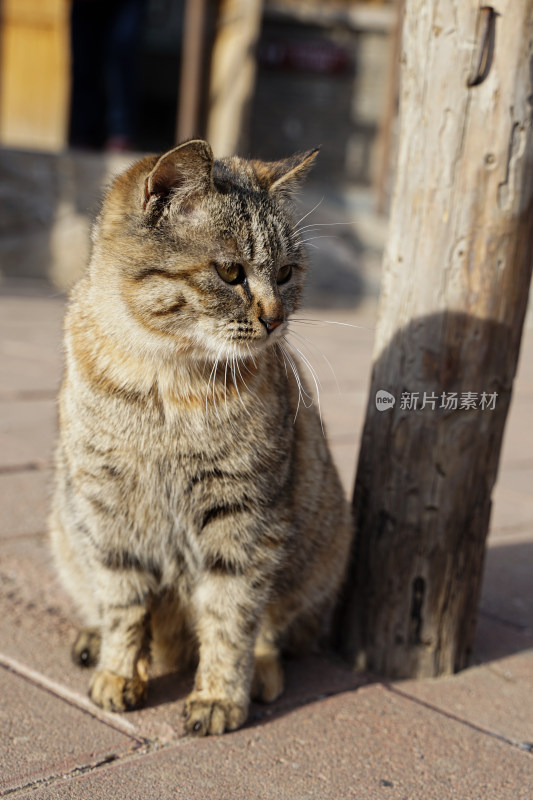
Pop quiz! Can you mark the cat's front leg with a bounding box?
[88,573,152,712]
[184,573,262,736]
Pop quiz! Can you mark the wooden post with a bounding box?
[206,0,263,157]
[374,0,404,215]
[336,0,533,679]
[176,0,208,143]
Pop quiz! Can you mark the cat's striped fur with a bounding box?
[50,140,352,735]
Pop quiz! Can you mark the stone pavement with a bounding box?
[1,279,532,799]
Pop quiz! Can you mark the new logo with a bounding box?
[375,390,396,411]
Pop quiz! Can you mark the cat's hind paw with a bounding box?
[182,695,247,736]
[72,627,101,668]
[89,670,147,712]
[251,654,284,703]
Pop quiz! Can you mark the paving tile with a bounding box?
[490,487,533,536]
[0,399,57,469]
[394,650,533,749]
[488,649,533,686]
[0,553,371,745]
[494,465,533,502]
[0,529,370,745]
[0,553,104,701]
[282,349,373,404]
[315,391,366,495]
[329,440,358,496]
[499,397,533,468]
[0,532,94,697]
[321,389,368,435]
[479,539,533,630]
[514,334,533,387]
[16,683,533,800]
[0,294,64,396]
[118,652,370,745]
[0,469,52,539]
[1,532,61,612]
[287,315,376,396]
[0,667,138,795]
[0,356,60,399]
[0,604,371,748]
[474,613,533,664]
[0,292,65,326]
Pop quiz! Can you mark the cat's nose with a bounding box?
[259,316,284,334]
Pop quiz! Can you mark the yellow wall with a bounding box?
[0,0,70,151]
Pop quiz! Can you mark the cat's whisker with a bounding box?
[300,235,338,245]
[213,349,225,422]
[275,342,290,380]
[230,351,252,417]
[289,225,322,242]
[292,196,324,232]
[288,341,323,393]
[238,353,263,411]
[224,351,244,433]
[279,340,314,427]
[229,351,236,389]
[284,339,325,435]
[240,355,256,378]
[287,328,340,395]
[287,318,323,326]
[290,357,314,407]
[284,338,322,396]
[205,344,225,424]
[205,358,217,425]
[234,354,249,392]
[290,317,374,332]
[223,356,229,413]
[296,221,357,233]
[290,221,357,245]
[290,223,320,236]
[245,343,257,369]
[278,342,303,422]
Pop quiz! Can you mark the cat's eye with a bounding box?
[277,264,293,285]
[214,262,245,285]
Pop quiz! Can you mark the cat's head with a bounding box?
[92,139,318,362]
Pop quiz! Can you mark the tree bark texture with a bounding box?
[337,0,533,678]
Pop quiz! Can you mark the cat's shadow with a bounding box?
[141,535,533,720]
[142,668,194,710]
[140,651,373,721]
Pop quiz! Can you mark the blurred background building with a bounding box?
[0,0,400,296]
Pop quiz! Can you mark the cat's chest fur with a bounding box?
[60,334,295,585]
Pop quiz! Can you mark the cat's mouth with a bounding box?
[234,321,287,351]
[196,317,288,364]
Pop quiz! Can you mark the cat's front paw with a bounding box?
[182,694,248,736]
[89,670,147,712]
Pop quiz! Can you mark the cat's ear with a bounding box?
[143,139,213,212]
[254,149,319,194]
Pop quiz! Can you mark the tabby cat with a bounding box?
[50,139,352,736]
